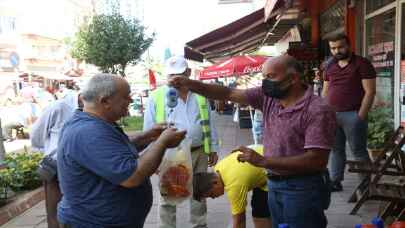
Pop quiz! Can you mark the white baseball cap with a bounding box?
[165,55,188,75]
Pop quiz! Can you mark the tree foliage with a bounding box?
[367,105,394,149]
[71,13,154,76]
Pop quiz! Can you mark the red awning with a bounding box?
[148,69,157,90]
[185,0,302,62]
[199,55,268,80]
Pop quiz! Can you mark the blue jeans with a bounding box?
[267,172,331,228]
[330,111,370,182]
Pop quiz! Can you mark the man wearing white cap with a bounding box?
[144,55,220,228]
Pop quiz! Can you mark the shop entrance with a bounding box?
[365,2,396,124]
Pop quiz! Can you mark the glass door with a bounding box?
[365,7,396,120]
[400,2,405,126]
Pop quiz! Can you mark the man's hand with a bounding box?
[147,123,168,141]
[168,76,191,89]
[357,112,367,121]
[208,152,218,167]
[234,146,266,168]
[158,128,187,148]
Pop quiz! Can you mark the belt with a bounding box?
[267,172,323,181]
[191,146,203,152]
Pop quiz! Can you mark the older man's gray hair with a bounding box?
[81,74,120,106]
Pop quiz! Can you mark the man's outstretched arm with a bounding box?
[169,76,249,105]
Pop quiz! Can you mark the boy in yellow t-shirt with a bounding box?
[193,145,271,228]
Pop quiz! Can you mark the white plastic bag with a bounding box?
[159,138,193,205]
[233,106,239,123]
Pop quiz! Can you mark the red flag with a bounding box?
[148,69,157,90]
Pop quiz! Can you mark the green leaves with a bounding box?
[71,14,154,76]
[367,107,394,149]
[0,152,43,193]
[121,116,144,132]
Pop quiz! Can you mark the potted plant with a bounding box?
[367,105,394,161]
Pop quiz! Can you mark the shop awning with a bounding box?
[199,55,268,80]
[184,0,302,62]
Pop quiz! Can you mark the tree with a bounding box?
[71,13,154,76]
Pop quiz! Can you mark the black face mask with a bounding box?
[262,78,292,99]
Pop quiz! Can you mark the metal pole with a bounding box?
[0,119,6,161]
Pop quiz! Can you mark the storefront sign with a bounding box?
[367,41,394,69]
[287,47,319,61]
[242,65,263,74]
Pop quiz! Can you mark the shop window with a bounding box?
[366,0,395,14]
[400,3,405,126]
[365,8,395,117]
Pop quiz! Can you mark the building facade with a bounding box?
[317,0,405,128]
[92,0,145,21]
[281,0,405,127]
[0,0,95,98]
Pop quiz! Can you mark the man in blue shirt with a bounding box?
[57,74,186,228]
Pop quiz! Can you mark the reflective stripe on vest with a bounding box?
[195,94,211,154]
[150,87,211,154]
[151,87,166,123]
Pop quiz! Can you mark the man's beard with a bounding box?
[334,52,349,60]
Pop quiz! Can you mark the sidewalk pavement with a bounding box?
[1,113,380,228]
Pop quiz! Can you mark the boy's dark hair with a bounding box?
[193,172,217,201]
[328,33,350,45]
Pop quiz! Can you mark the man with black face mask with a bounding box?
[169,55,337,228]
[322,33,376,194]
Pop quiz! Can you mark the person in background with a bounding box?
[313,67,322,96]
[1,118,23,142]
[1,96,38,141]
[252,110,263,144]
[193,144,271,228]
[322,33,376,193]
[21,94,40,126]
[35,87,57,110]
[214,79,225,113]
[31,92,82,228]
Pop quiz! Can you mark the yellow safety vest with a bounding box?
[150,87,211,154]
